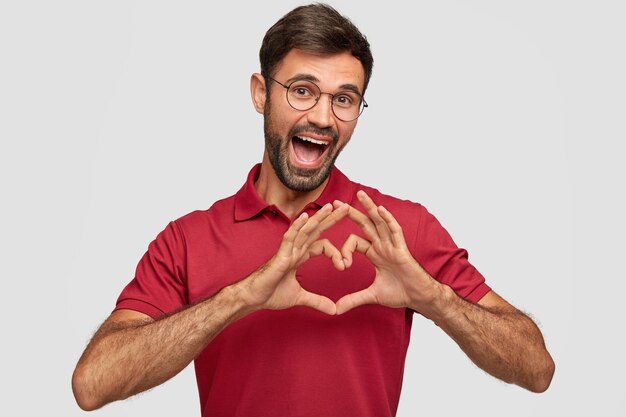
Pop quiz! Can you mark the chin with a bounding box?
[278,161,334,192]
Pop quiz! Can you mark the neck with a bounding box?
[254,152,329,220]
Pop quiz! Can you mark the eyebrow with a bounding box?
[285,73,364,96]
[286,73,319,84]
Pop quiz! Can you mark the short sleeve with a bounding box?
[412,207,491,303]
[115,221,188,318]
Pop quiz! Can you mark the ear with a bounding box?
[250,73,267,114]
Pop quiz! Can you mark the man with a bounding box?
[72,4,554,416]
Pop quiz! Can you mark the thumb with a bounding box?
[295,289,337,315]
[335,287,377,314]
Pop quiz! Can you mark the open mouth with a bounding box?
[291,135,331,166]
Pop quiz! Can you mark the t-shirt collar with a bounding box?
[234,163,355,221]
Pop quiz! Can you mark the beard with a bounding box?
[263,101,349,192]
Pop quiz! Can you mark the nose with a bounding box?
[306,93,335,128]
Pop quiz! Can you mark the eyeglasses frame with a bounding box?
[267,77,368,122]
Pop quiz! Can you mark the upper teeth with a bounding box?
[297,136,327,146]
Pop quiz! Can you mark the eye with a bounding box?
[295,87,309,96]
[290,84,314,98]
[333,93,357,108]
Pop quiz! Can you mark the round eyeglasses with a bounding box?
[268,77,368,122]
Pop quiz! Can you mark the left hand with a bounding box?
[333,190,444,315]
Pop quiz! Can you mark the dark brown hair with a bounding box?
[260,3,374,93]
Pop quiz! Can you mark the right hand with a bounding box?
[240,203,349,315]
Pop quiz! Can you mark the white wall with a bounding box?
[1,1,624,415]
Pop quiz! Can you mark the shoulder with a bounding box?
[171,194,237,237]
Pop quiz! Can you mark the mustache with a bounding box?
[289,124,339,142]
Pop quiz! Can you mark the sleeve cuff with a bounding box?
[463,282,492,304]
[114,298,166,319]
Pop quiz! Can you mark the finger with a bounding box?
[332,200,344,210]
[280,212,309,252]
[308,239,345,271]
[298,203,350,249]
[295,289,337,315]
[335,287,377,314]
[315,202,349,236]
[356,190,392,242]
[341,202,378,242]
[340,234,371,268]
[377,205,408,249]
[293,203,333,248]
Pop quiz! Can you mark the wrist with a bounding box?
[407,272,454,323]
[233,257,285,313]
[425,284,459,325]
[229,278,264,316]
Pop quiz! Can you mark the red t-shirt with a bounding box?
[116,164,490,417]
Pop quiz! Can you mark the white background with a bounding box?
[1,1,624,416]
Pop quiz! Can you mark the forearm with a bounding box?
[427,285,555,392]
[72,283,253,410]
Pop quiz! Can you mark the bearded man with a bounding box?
[72,4,554,417]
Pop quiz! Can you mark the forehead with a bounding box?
[274,49,365,92]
